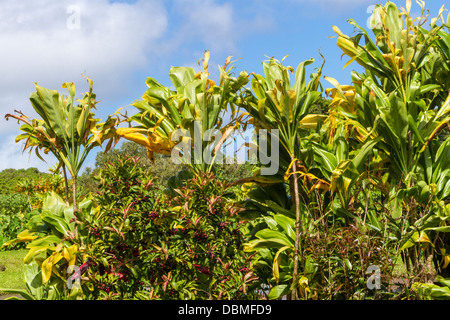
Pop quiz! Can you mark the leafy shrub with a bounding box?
[412,276,450,300]
[0,194,33,250]
[302,223,395,300]
[78,142,185,195]
[0,191,97,300]
[86,157,259,300]
[16,174,67,210]
[0,168,45,194]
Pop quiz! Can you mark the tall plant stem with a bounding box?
[62,164,70,206]
[72,176,78,213]
[291,157,303,300]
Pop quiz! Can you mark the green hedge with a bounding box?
[0,194,32,250]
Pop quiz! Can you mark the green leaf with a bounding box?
[27,235,61,249]
[244,238,291,252]
[23,262,43,300]
[268,284,289,300]
[41,213,70,237]
[273,214,296,242]
[437,276,450,289]
[0,288,35,300]
[169,66,196,93]
[255,229,294,247]
[312,144,338,175]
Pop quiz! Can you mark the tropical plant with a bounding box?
[112,51,247,174]
[412,275,450,300]
[5,77,120,211]
[0,168,47,194]
[328,0,450,280]
[85,156,258,300]
[78,141,186,195]
[16,174,67,210]
[0,194,32,250]
[0,192,98,299]
[236,56,326,299]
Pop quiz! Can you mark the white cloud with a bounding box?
[0,0,274,171]
[175,0,235,53]
[0,0,169,171]
[0,0,168,97]
[160,0,274,59]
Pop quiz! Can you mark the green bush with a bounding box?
[0,194,33,250]
[85,156,259,300]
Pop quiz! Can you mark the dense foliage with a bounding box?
[2,0,450,301]
[0,168,46,194]
[85,157,258,299]
[0,194,32,250]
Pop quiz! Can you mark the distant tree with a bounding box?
[78,142,185,194]
[0,167,47,194]
[78,141,259,195]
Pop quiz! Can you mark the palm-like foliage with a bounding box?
[237,56,325,299]
[5,77,119,210]
[332,1,450,179]
[114,51,247,174]
[328,0,450,276]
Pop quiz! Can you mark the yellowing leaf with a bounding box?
[63,245,78,266]
[24,247,49,264]
[115,127,172,156]
[1,230,38,249]
[417,231,432,244]
[299,276,309,287]
[41,252,63,283]
[273,246,291,283]
[440,248,450,269]
[299,114,328,130]
[18,230,38,241]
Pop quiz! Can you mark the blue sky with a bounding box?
[0,0,446,173]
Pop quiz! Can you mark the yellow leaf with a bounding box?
[299,276,309,287]
[1,230,38,249]
[86,282,95,292]
[42,257,53,283]
[417,231,431,244]
[24,247,48,264]
[115,127,172,156]
[55,243,64,253]
[63,245,78,266]
[203,50,210,73]
[273,246,291,283]
[18,230,38,241]
[299,114,328,130]
[52,265,65,281]
[41,252,63,283]
[440,248,450,269]
[332,25,345,37]
[241,182,256,196]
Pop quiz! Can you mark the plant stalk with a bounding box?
[291,158,303,300]
[62,164,70,206]
[72,175,78,213]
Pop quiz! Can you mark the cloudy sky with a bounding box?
[0,0,445,173]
